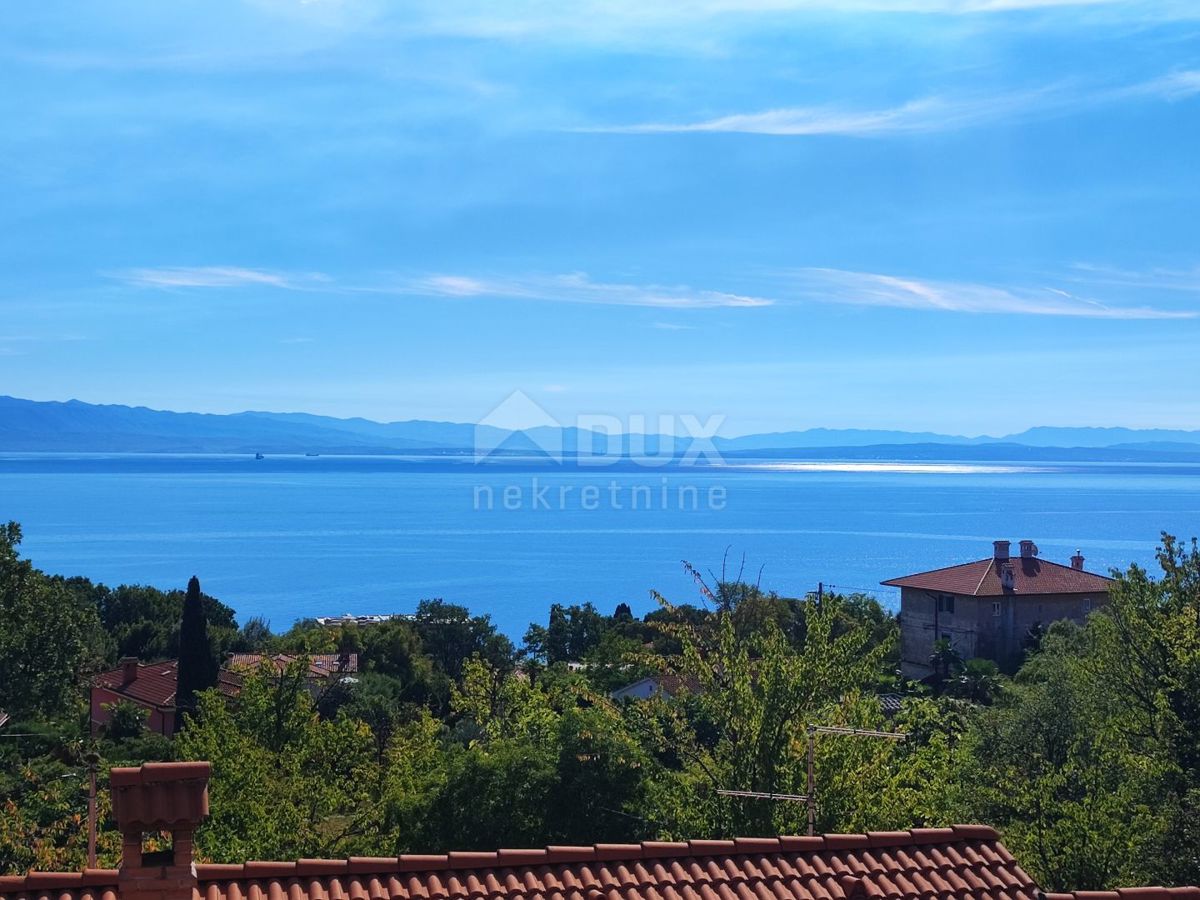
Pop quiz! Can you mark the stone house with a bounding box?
[882,539,1112,678]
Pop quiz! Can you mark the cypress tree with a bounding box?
[175,575,219,731]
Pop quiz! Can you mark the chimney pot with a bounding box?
[1020,539,1038,559]
[112,761,210,884]
[993,540,1010,561]
[1071,550,1085,571]
[119,657,139,687]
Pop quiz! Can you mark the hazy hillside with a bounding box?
[3,396,1200,458]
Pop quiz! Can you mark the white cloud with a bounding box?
[577,70,1200,137]
[115,266,327,289]
[1067,263,1200,292]
[402,0,1190,43]
[584,96,1012,137]
[106,264,1196,320]
[787,268,1196,318]
[407,272,775,309]
[1112,69,1200,101]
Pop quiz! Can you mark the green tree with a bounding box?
[963,622,1164,890]
[175,576,219,731]
[0,522,104,720]
[413,599,514,679]
[177,662,381,861]
[952,658,1004,704]
[640,568,896,837]
[524,602,609,664]
[236,616,273,651]
[102,700,149,742]
[929,637,964,686]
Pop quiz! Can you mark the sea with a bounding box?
[1,453,1198,638]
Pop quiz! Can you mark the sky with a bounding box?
[2,0,1199,437]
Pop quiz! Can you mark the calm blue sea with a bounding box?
[1,454,1198,637]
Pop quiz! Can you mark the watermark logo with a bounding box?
[471,392,729,512]
[474,390,563,462]
[474,391,726,467]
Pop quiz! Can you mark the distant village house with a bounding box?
[90,652,357,737]
[883,539,1112,678]
[609,673,701,702]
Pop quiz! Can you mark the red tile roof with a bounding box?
[3,828,1197,900]
[93,661,242,709]
[2,767,1194,900]
[3,826,1040,900]
[0,869,118,900]
[190,827,1039,900]
[881,557,1111,597]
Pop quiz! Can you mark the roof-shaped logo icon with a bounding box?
[475,391,563,462]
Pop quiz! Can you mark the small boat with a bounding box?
[255,452,264,460]
[305,452,319,457]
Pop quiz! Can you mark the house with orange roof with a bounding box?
[882,539,1113,679]
[90,653,356,738]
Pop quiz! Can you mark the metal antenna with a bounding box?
[806,724,907,835]
[718,724,906,836]
[717,789,812,803]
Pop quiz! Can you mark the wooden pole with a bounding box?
[806,724,816,836]
[85,752,99,868]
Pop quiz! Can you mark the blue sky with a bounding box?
[2,0,1199,436]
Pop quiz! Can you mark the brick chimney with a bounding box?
[1071,550,1085,570]
[1020,539,1038,559]
[993,540,1010,561]
[112,762,210,900]
[119,657,139,687]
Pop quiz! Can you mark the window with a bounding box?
[937,594,955,614]
[992,601,1001,617]
[1082,597,1092,613]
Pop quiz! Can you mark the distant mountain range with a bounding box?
[3,395,1200,461]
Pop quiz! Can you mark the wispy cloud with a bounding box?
[787,268,1196,318]
[1067,263,1200,292]
[407,272,775,309]
[652,321,697,330]
[114,266,328,289]
[581,96,1020,137]
[403,0,1196,43]
[577,69,1200,137]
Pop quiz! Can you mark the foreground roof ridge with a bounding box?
[193,825,1001,878]
[0,869,119,889]
[1041,890,1200,900]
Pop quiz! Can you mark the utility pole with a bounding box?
[806,724,816,836]
[84,751,100,868]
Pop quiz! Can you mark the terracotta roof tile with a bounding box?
[4,827,1194,900]
[881,557,1111,597]
[94,662,242,709]
[175,829,1050,900]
